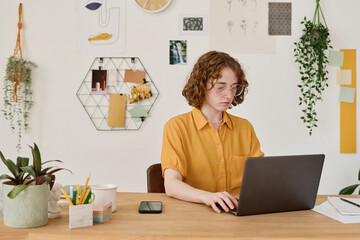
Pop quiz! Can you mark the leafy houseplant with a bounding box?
[0,143,71,198]
[2,3,36,152]
[339,169,360,195]
[0,143,71,228]
[294,0,332,136]
[3,57,36,152]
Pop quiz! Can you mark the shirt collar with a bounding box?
[223,111,233,129]
[192,108,233,130]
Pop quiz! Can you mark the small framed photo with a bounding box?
[91,69,107,94]
[169,40,187,65]
[179,14,208,35]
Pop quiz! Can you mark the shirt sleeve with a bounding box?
[161,119,188,178]
[249,123,265,157]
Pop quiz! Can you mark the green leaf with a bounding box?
[0,151,6,164]
[40,166,54,175]
[358,169,360,181]
[17,157,29,168]
[3,159,20,179]
[21,166,36,178]
[7,184,29,199]
[339,184,359,195]
[0,174,16,182]
[42,159,63,165]
[48,167,72,175]
[30,143,42,175]
[0,152,20,178]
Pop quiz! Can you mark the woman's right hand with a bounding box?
[199,191,238,213]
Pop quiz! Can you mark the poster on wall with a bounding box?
[209,0,275,53]
[78,0,126,53]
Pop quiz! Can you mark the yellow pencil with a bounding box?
[61,187,74,206]
[79,173,91,204]
[75,184,80,205]
[81,188,91,204]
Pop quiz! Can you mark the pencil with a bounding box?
[81,188,91,204]
[84,190,92,204]
[79,173,91,204]
[75,184,80,205]
[61,187,74,206]
[340,198,360,208]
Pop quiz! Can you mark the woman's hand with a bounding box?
[199,191,238,213]
[164,169,238,213]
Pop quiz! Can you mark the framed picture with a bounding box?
[169,40,187,65]
[179,14,208,35]
[91,69,107,94]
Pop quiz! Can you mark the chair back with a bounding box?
[147,163,165,193]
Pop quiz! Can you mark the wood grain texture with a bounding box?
[1,193,360,239]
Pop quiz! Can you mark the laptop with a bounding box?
[227,154,324,216]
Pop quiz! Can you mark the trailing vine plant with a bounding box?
[294,0,332,136]
[2,4,36,151]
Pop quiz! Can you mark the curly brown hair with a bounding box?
[182,51,248,109]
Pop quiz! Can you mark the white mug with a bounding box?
[91,184,117,212]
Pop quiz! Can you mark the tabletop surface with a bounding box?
[1,193,360,240]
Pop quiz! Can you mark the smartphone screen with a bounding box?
[138,201,162,213]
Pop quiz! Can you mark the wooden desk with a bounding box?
[0,193,359,239]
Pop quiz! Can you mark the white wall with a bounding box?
[0,0,359,194]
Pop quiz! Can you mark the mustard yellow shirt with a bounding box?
[161,108,264,196]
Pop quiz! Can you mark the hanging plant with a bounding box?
[294,0,332,136]
[2,3,36,151]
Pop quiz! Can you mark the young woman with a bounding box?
[161,51,264,213]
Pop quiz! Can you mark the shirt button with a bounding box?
[220,159,224,162]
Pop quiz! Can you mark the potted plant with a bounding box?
[2,3,36,152]
[293,0,332,135]
[339,169,360,195]
[0,143,71,228]
[3,57,36,152]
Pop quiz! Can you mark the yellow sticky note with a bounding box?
[336,69,352,85]
[108,94,126,127]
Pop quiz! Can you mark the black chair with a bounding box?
[147,163,165,193]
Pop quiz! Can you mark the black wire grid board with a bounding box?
[76,57,159,131]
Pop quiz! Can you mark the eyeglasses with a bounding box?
[212,83,243,97]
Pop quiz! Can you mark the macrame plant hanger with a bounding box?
[12,3,23,103]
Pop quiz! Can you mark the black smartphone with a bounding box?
[138,201,162,213]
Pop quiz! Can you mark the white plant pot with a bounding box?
[2,182,49,228]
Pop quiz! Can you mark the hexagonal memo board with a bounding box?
[76,57,159,130]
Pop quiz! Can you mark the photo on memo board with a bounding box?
[169,40,187,65]
[92,69,107,94]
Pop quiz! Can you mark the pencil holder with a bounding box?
[69,204,93,229]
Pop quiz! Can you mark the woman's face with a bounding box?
[202,67,239,112]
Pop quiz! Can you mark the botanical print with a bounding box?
[210,0,275,53]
